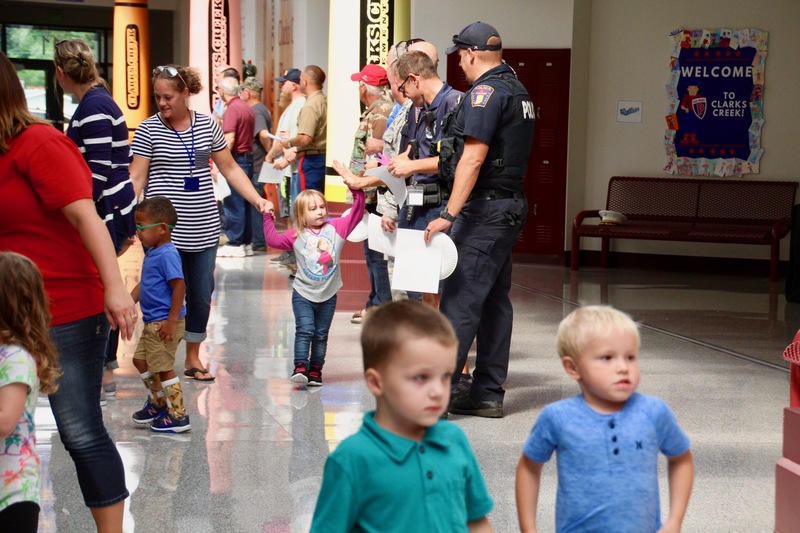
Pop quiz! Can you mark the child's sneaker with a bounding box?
[307,365,323,387]
[132,399,167,425]
[150,412,191,433]
[290,363,309,384]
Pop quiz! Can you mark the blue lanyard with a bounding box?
[166,111,195,178]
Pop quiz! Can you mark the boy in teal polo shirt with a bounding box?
[310,300,494,532]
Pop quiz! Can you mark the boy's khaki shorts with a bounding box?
[133,319,185,373]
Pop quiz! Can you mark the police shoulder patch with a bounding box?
[471,85,494,108]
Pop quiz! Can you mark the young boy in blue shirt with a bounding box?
[130,197,190,433]
[516,305,694,533]
[311,300,494,532]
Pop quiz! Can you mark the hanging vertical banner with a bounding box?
[189,0,241,115]
[664,28,767,177]
[360,0,393,68]
[112,0,151,135]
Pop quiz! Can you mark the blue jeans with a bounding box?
[292,290,337,367]
[222,153,253,246]
[179,245,217,343]
[48,314,129,508]
[364,240,391,308]
[250,162,266,247]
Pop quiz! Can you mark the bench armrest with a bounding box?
[573,209,601,230]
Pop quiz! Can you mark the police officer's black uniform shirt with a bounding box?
[457,63,534,192]
[401,83,462,184]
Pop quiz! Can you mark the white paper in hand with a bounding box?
[258,164,285,184]
[364,165,407,208]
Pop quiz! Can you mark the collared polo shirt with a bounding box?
[297,90,327,152]
[311,411,493,532]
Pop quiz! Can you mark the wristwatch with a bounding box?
[440,208,456,222]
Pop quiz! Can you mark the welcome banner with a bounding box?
[664,28,767,176]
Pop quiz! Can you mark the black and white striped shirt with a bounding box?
[131,111,226,251]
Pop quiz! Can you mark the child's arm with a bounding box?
[329,188,366,239]
[158,278,186,343]
[262,210,296,251]
[658,450,694,533]
[0,383,27,437]
[467,516,494,533]
[131,282,140,304]
[515,455,544,533]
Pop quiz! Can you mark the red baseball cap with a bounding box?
[350,64,389,86]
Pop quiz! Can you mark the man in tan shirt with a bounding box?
[277,65,327,193]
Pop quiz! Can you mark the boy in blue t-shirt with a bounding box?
[311,300,494,532]
[516,305,694,533]
[130,197,190,433]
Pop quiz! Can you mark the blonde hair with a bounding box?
[556,305,640,360]
[53,39,99,86]
[0,51,48,153]
[0,252,62,393]
[361,300,456,371]
[293,189,328,233]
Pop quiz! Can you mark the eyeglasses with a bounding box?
[153,65,187,88]
[398,74,415,93]
[136,222,175,232]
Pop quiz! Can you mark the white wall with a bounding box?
[582,0,800,259]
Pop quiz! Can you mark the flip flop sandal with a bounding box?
[184,367,215,382]
[350,310,365,324]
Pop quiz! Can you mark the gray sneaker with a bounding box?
[100,390,108,407]
[103,381,117,398]
[279,251,297,266]
[270,251,291,263]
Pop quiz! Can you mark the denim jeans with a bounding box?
[48,313,129,508]
[222,153,253,246]
[179,245,217,343]
[292,290,337,367]
[363,240,392,308]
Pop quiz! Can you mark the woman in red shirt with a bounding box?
[0,51,135,532]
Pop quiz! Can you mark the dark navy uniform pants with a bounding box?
[440,197,528,402]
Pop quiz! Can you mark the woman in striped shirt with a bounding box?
[54,38,138,401]
[130,65,269,382]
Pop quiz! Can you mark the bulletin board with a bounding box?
[663,28,767,176]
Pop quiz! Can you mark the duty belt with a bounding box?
[468,189,524,201]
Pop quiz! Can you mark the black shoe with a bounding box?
[451,373,473,396]
[252,244,267,252]
[448,394,504,418]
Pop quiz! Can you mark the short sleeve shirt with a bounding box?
[310,412,493,532]
[522,393,691,533]
[296,90,327,152]
[131,112,227,251]
[251,102,273,175]
[0,345,40,511]
[0,124,104,326]
[222,97,256,154]
[139,242,187,323]
[458,63,516,147]
[402,83,462,184]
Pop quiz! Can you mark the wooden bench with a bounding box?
[571,176,799,282]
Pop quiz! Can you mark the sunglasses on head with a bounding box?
[153,65,187,87]
[392,38,425,62]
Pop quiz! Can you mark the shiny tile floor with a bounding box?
[35,248,791,532]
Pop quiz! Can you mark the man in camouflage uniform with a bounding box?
[348,64,394,323]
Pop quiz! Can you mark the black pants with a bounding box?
[440,197,528,402]
[0,501,40,533]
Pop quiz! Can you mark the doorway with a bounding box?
[446,48,571,257]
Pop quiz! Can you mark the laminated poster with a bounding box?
[664,28,767,176]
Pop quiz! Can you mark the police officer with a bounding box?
[426,21,535,418]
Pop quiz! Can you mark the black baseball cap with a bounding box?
[445,21,502,55]
[275,68,301,84]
